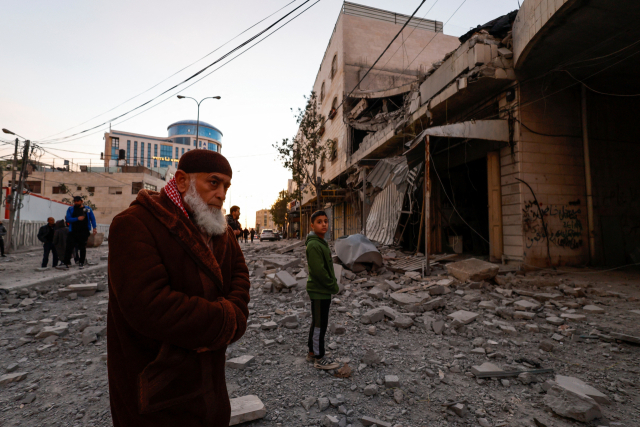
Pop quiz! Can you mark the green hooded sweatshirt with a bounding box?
[305,231,339,300]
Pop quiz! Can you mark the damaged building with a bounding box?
[296,0,640,269]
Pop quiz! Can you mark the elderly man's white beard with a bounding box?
[183,180,227,236]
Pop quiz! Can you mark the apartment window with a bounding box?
[329,139,337,162]
[173,137,190,145]
[175,147,179,165]
[140,142,144,165]
[193,139,197,147]
[144,183,157,191]
[132,182,143,194]
[329,97,338,120]
[25,181,41,194]
[111,137,120,161]
[154,144,158,167]
[87,186,95,193]
[320,81,325,103]
[207,142,218,152]
[76,186,82,191]
[52,186,63,194]
[263,215,267,226]
[108,187,123,195]
[126,140,131,164]
[147,143,151,168]
[134,141,138,164]
[330,54,337,79]
[181,148,185,156]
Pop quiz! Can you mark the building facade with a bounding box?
[2,168,167,224]
[255,209,277,233]
[104,120,223,169]
[294,0,640,269]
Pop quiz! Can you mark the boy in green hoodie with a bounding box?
[305,210,341,370]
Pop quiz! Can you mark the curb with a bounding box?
[0,263,109,292]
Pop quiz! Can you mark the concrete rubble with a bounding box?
[0,240,638,426]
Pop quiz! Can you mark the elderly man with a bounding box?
[107,150,250,427]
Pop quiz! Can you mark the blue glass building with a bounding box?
[104,120,223,170]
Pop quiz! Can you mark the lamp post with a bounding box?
[176,95,221,149]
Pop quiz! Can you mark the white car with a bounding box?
[259,229,277,242]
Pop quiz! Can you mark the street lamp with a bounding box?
[176,95,221,149]
[2,128,28,140]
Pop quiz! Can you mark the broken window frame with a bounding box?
[330,54,337,80]
[320,82,325,103]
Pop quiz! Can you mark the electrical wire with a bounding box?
[564,69,640,97]
[38,0,301,141]
[36,0,322,147]
[37,0,317,144]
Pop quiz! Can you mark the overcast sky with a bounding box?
[1,0,519,228]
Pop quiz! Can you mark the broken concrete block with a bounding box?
[546,316,564,326]
[317,397,330,411]
[67,283,98,297]
[361,416,392,427]
[329,323,346,335]
[539,339,555,352]
[261,321,278,330]
[275,271,298,289]
[449,403,466,417]
[544,385,602,423]
[423,297,446,311]
[363,384,378,396]
[432,320,445,334]
[470,362,504,377]
[499,324,517,335]
[560,313,586,322]
[582,305,604,314]
[446,258,498,282]
[390,292,429,306]
[478,300,497,310]
[368,287,385,300]
[229,395,266,426]
[361,350,382,365]
[300,396,316,410]
[514,300,540,311]
[385,375,399,388]
[0,372,28,386]
[555,375,611,405]
[514,311,536,320]
[609,332,640,344]
[447,310,479,325]
[226,355,255,369]
[392,315,413,329]
[35,322,69,339]
[498,47,513,58]
[323,414,339,427]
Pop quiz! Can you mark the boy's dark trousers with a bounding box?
[42,242,59,268]
[0,236,4,256]
[308,299,331,358]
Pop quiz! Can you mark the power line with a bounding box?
[38,0,301,141]
[37,0,317,144]
[36,0,323,147]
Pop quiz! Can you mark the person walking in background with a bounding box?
[52,220,68,264]
[225,205,242,241]
[0,223,6,257]
[250,228,255,243]
[37,217,58,268]
[243,227,249,243]
[59,196,96,270]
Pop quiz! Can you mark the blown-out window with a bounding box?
[330,54,337,79]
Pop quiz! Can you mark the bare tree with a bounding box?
[274,91,333,211]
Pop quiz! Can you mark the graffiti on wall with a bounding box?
[522,201,584,250]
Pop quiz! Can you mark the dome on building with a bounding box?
[167,120,223,141]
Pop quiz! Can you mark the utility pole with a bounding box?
[6,138,20,252]
[9,140,30,251]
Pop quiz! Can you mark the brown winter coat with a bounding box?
[107,188,250,427]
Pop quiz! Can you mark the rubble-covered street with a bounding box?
[1,240,638,427]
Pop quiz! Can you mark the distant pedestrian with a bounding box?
[305,210,340,370]
[226,206,242,241]
[37,217,58,268]
[52,220,68,262]
[250,228,255,243]
[59,196,96,270]
[243,228,249,243]
[0,223,6,257]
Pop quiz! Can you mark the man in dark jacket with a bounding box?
[52,220,68,262]
[225,205,242,241]
[107,149,249,427]
[0,223,6,257]
[243,227,249,243]
[37,217,58,268]
[250,228,255,243]
[60,196,96,269]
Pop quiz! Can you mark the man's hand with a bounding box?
[92,229,97,235]
[78,216,85,221]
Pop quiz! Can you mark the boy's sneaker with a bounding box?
[306,351,332,362]
[56,264,69,270]
[314,357,340,370]
[79,263,84,270]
